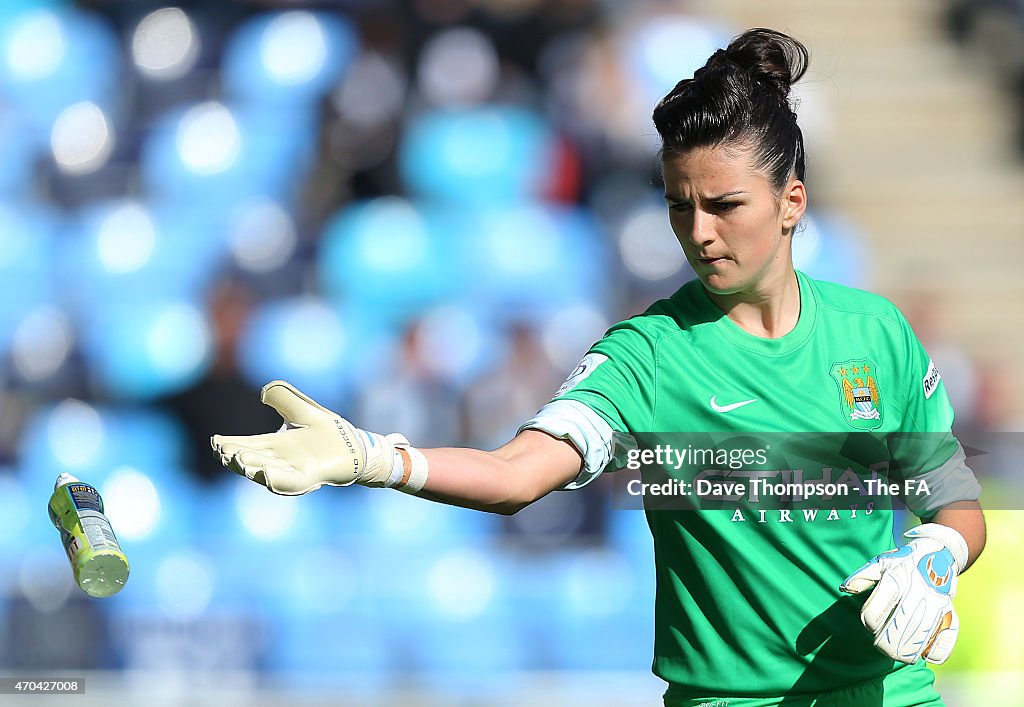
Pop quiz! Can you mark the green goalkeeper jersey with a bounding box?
[521,271,981,697]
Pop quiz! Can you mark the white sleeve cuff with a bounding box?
[518,399,617,490]
[903,441,982,517]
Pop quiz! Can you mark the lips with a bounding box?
[697,256,728,265]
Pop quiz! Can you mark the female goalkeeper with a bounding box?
[212,28,985,707]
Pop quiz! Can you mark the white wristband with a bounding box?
[904,523,969,572]
[394,445,428,494]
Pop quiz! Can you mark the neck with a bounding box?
[705,268,801,339]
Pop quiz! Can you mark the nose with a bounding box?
[688,208,715,247]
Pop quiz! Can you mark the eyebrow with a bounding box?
[664,190,747,203]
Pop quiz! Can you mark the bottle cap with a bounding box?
[54,473,80,490]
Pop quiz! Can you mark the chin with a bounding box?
[697,271,744,295]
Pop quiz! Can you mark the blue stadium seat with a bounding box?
[237,296,396,410]
[61,199,227,310]
[0,202,58,357]
[606,508,657,569]
[318,198,467,322]
[193,480,337,606]
[357,487,501,554]
[0,0,64,22]
[380,547,529,690]
[322,198,611,325]
[262,608,394,695]
[620,16,733,119]
[0,112,37,198]
[541,547,656,671]
[102,542,268,678]
[458,203,610,321]
[401,303,508,390]
[0,469,44,572]
[248,538,394,693]
[18,400,120,500]
[0,6,120,134]
[399,106,556,203]
[140,102,318,204]
[792,210,868,288]
[104,407,189,469]
[75,295,213,400]
[412,612,528,693]
[221,10,357,107]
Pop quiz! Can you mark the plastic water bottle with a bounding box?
[48,473,130,597]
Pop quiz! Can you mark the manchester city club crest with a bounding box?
[830,359,883,429]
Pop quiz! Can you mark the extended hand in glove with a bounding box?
[841,523,968,665]
[211,380,426,496]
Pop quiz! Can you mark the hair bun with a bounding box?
[720,28,809,101]
[653,28,808,187]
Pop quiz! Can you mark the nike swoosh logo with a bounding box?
[709,395,758,413]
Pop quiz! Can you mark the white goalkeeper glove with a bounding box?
[840,523,968,665]
[210,380,427,496]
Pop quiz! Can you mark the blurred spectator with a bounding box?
[161,279,279,484]
[464,324,560,451]
[461,324,607,546]
[944,0,1024,151]
[357,317,463,449]
[897,289,981,431]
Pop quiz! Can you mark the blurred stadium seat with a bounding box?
[547,548,655,672]
[0,469,35,571]
[360,485,502,552]
[0,112,38,197]
[792,210,868,288]
[0,202,59,358]
[318,197,465,322]
[620,15,733,112]
[19,399,120,497]
[459,203,611,320]
[0,5,120,135]
[221,10,357,107]
[236,295,394,409]
[76,296,213,400]
[399,106,558,203]
[140,101,319,204]
[61,199,227,309]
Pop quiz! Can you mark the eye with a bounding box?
[669,202,693,213]
[712,202,740,213]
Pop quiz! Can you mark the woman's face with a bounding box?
[662,143,805,296]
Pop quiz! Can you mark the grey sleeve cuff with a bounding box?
[518,399,617,490]
[904,441,983,517]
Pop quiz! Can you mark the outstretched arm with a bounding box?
[415,431,583,515]
[211,380,583,515]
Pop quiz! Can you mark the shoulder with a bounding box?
[804,275,923,366]
[806,274,906,328]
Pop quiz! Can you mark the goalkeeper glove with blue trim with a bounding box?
[840,522,967,665]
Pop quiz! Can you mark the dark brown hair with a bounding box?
[652,28,809,193]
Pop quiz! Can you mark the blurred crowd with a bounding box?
[0,0,1016,694]
[945,0,1024,151]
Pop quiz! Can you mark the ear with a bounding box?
[781,178,807,233]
